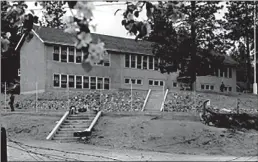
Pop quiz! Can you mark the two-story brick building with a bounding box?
[17,26,238,94]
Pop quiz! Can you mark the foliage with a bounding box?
[37,1,66,28]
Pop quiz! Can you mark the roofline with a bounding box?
[32,29,44,43]
[43,41,153,56]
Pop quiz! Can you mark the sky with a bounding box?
[26,1,227,39]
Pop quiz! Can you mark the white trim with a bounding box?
[32,29,44,43]
[15,34,25,51]
[83,76,90,89]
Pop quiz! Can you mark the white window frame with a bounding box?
[60,74,68,88]
[83,76,90,89]
[53,73,61,88]
[97,77,104,90]
[104,77,110,90]
[75,75,83,89]
[68,74,75,88]
[75,49,83,64]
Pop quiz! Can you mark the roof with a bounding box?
[33,26,154,55]
[19,26,237,65]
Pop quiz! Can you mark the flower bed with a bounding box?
[4,90,147,112]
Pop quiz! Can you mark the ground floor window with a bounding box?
[90,77,96,89]
[104,78,110,90]
[68,75,75,88]
[61,75,67,88]
[201,84,214,91]
[97,77,104,90]
[172,82,177,87]
[83,76,89,89]
[124,78,142,85]
[149,79,164,86]
[53,74,60,87]
[76,76,82,89]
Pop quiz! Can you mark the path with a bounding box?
[7,139,258,161]
[144,90,164,112]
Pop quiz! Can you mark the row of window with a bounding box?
[53,74,110,90]
[53,46,110,66]
[201,84,232,92]
[125,54,160,70]
[214,67,232,78]
[149,79,164,86]
[124,78,143,85]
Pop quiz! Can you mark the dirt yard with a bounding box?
[1,112,258,158]
[88,114,258,156]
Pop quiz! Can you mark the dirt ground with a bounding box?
[2,113,257,158]
[88,115,258,156]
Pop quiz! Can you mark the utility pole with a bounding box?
[254,1,257,94]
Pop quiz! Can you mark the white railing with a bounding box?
[85,111,102,132]
[160,89,169,112]
[142,89,152,111]
[46,111,69,140]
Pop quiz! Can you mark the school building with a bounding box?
[17,26,238,94]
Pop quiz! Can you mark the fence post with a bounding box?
[4,82,6,112]
[67,85,69,111]
[1,127,7,162]
[35,82,38,113]
[236,98,240,114]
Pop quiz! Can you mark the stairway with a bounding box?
[144,90,164,112]
[52,112,96,142]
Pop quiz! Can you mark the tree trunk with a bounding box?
[190,1,197,91]
[246,35,251,90]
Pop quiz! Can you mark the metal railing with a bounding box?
[160,89,169,112]
[141,89,151,111]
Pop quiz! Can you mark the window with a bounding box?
[229,67,232,78]
[90,77,96,89]
[104,56,110,66]
[131,55,136,68]
[53,74,60,87]
[148,56,154,70]
[149,80,153,86]
[220,68,223,77]
[97,77,104,90]
[131,79,136,84]
[224,67,228,78]
[137,55,142,69]
[61,75,67,88]
[137,79,142,85]
[68,75,75,88]
[154,58,159,70]
[76,49,82,63]
[173,82,177,87]
[210,85,214,90]
[206,85,209,90]
[125,78,130,84]
[68,47,74,63]
[104,78,110,90]
[225,87,228,91]
[83,76,89,89]
[154,80,159,86]
[76,76,82,89]
[53,46,60,61]
[61,46,67,62]
[201,84,205,90]
[229,87,232,92]
[143,56,147,69]
[160,81,164,86]
[125,55,130,68]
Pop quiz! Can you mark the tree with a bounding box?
[224,1,256,90]
[36,1,66,28]
[118,2,225,90]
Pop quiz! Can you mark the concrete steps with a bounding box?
[52,112,96,142]
[144,91,164,112]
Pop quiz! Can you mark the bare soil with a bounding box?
[1,112,258,157]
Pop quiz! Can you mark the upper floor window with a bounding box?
[76,49,82,63]
[95,54,110,67]
[68,47,74,63]
[131,55,136,68]
[143,56,148,69]
[53,46,60,61]
[224,67,228,78]
[61,46,67,62]
[149,56,154,70]
[137,55,142,69]
[220,68,223,77]
[154,58,159,70]
[125,55,130,68]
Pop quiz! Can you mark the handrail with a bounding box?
[142,89,151,111]
[84,111,102,132]
[46,111,69,140]
[160,89,169,112]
